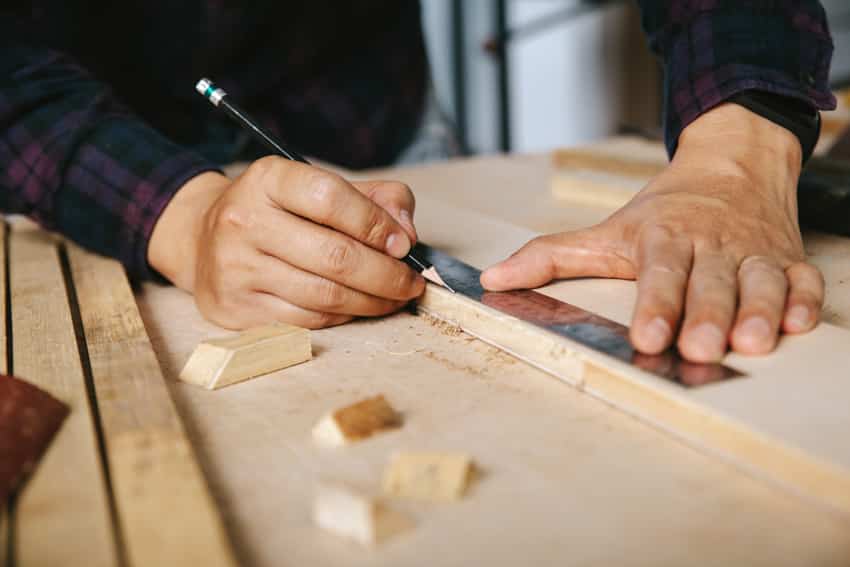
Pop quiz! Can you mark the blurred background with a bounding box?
[420,0,850,156]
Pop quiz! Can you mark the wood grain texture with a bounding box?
[65,243,238,567]
[180,323,311,389]
[414,198,850,518]
[382,452,473,501]
[312,395,401,446]
[9,226,118,567]
[132,156,850,566]
[0,220,7,375]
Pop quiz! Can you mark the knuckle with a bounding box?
[302,311,336,330]
[739,255,781,276]
[643,263,689,280]
[316,278,347,311]
[322,238,357,277]
[247,155,280,181]
[308,172,345,223]
[360,205,390,246]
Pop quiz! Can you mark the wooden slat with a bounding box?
[9,226,118,566]
[1,220,8,375]
[65,243,238,567]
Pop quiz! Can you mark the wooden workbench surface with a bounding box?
[131,139,850,566]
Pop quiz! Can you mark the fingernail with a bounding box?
[386,232,411,259]
[640,317,671,352]
[688,323,726,361]
[786,305,810,330]
[738,317,771,341]
[399,209,416,238]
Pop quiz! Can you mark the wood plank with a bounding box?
[134,158,850,566]
[179,322,311,390]
[65,243,238,567]
[9,225,118,566]
[412,194,850,518]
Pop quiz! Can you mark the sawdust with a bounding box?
[424,351,484,375]
[420,312,464,337]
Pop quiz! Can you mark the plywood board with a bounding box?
[412,195,850,517]
[65,243,238,567]
[8,226,118,566]
[133,188,850,566]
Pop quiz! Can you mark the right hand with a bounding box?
[148,157,425,329]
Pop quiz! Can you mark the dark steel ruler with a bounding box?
[413,243,743,388]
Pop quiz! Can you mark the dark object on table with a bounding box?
[0,374,69,503]
[798,156,850,237]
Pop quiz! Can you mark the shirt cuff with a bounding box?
[128,154,222,283]
[662,8,837,157]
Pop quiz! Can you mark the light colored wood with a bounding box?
[0,507,7,567]
[550,145,665,208]
[180,322,311,390]
[312,395,402,447]
[8,226,119,567]
[134,154,850,567]
[382,452,473,501]
[552,148,666,179]
[0,220,6,375]
[65,243,238,567]
[313,481,412,547]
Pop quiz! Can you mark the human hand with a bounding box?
[148,157,425,329]
[481,103,824,363]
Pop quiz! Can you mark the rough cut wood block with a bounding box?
[312,395,401,446]
[313,482,413,547]
[382,452,474,502]
[179,323,311,390]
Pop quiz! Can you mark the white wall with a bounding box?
[422,0,632,154]
[421,1,850,155]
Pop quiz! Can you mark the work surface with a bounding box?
[144,140,850,566]
[10,138,850,566]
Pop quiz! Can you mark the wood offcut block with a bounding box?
[179,323,311,390]
[312,395,401,447]
[382,452,474,502]
[313,482,413,547]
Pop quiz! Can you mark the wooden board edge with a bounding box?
[417,282,850,520]
[8,226,120,566]
[552,148,666,179]
[65,243,239,567]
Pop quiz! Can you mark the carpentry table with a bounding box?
[4,138,850,566]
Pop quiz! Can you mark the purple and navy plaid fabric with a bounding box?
[639,0,836,155]
[0,1,836,281]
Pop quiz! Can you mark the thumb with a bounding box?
[480,228,635,291]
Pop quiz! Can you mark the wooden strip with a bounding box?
[552,148,665,179]
[1,220,7,375]
[9,226,118,566]
[0,506,7,567]
[65,243,238,567]
[417,283,850,518]
[179,322,311,390]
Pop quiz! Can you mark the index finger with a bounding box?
[260,160,413,259]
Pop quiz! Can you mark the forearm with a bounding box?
[0,45,220,280]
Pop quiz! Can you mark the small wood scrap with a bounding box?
[313,481,413,547]
[0,375,69,502]
[179,322,311,390]
[312,395,401,447]
[382,452,474,502]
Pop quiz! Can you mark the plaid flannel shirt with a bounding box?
[0,1,836,280]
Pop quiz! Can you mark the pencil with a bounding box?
[194,78,449,289]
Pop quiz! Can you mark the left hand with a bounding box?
[481,103,825,363]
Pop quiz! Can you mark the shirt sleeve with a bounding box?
[636,0,837,157]
[0,45,221,280]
